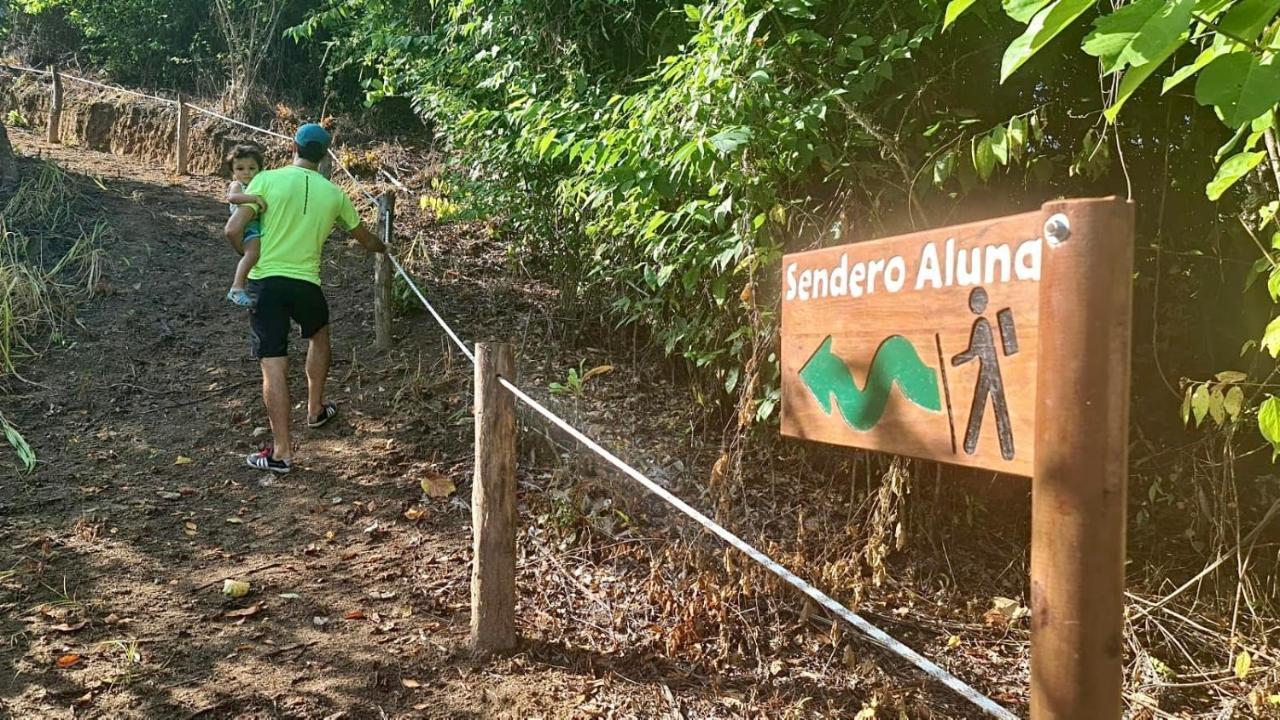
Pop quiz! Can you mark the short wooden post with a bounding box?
[373,192,395,351]
[1030,198,1133,719]
[175,93,190,175]
[470,342,517,654]
[46,66,62,144]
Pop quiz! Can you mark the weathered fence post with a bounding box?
[470,342,517,654]
[175,93,190,175]
[46,66,62,144]
[374,192,395,351]
[1030,199,1134,720]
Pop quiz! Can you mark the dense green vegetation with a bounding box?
[5,0,1280,556]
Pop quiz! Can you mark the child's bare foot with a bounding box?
[226,288,254,307]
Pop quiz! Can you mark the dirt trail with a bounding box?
[0,130,680,720]
[0,127,1025,720]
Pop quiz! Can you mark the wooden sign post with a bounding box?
[781,198,1133,718]
[47,66,62,144]
[175,93,190,175]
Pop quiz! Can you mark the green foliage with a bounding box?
[0,411,35,472]
[1181,372,1247,428]
[549,364,586,398]
[5,109,29,127]
[291,0,943,413]
[1259,395,1280,457]
[3,0,325,95]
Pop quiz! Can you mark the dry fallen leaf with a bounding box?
[401,678,421,688]
[56,654,81,669]
[344,609,366,620]
[174,456,193,465]
[50,621,88,633]
[223,603,262,619]
[582,364,614,382]
[323,530,336,542]
[278,593,301,600]
[103,613,121,626]
[421,473,456,499]
[157,491,181,500]
[403,506,427,521]
[222,579,250,598]
[225,517,243,525]
[946,634,962,650]
[183,521,198,537]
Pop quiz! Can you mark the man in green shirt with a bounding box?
[225,123,386,474]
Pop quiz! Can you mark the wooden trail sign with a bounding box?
[782,197,1134,720]
[781,209,1042,476]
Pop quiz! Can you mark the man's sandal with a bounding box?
[308,401,338,429]
[246,447,291,474]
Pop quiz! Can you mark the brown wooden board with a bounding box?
[781,209,1044,476]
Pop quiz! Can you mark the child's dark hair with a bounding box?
[228,145,264,169]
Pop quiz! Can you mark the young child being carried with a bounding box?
[226,145,268,307]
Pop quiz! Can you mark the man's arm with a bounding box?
[346,222,387,254]
[224,205,256,255]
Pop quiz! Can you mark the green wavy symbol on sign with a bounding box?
[799,335,942,431]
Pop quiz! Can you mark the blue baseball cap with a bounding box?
[294,123,331,149]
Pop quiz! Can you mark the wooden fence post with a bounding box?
[1030,198,1133,719]
[46,66,62,144]
[175,93,190,175]
[471,342,517,654]
[374,192,395,351]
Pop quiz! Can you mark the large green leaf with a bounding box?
[1106,31,1188,121]
[1082,0,1195,74]
[1163,46,1222,94]
[1195,52,1280,127]
[1219,0,1280,43]
[990,125,1010,165]
[1001,0,1095,82]
[944,0,979,30]
[1206,150,1266,200]
[1259,396,1280,458]
[1004,0,1052,23]
[973,135,997,180]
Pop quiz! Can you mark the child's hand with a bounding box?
[250,195,267,214]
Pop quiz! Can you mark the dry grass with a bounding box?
[0,158,107,471]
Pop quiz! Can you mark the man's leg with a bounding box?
[305,325,331,420]
[261,356,292,461]
[248,277,293,470]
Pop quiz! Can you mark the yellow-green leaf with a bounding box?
[944,0,979,30]
[1259,396,1280,455]
[1225,385,1245,419]
[1206,151,1266,201]
[1192,384,1210,426]
[1209,388,1226,426]
[1262,316,1280,357]
[1001,0,1094,82]
[1235,649,1252,679]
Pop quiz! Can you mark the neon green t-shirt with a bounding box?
[245,166,361,286]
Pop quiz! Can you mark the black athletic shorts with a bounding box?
[247,277,329,359]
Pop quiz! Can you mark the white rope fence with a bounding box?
[1,62,1021,720]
